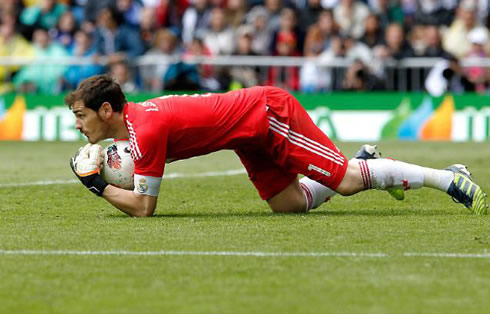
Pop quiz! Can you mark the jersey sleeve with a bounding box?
[131,127,169,197]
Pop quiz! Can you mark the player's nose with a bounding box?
[75,120,82,130]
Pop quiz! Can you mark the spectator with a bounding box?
[202,7,235,55]
[68,0,86,25]
[84,0,117,23]
[154,0,185,29]
[374,23,414,60]
[116,0,143,28]
[342,59,384,90]
[369,0,404,30]
[317,34,375,89]
[425,53,477,96]
[267,31,300,90]
[442,0,488,58]
[139,6,158,51]
[421,25,446,57]
[182,0,211,45]
[63,30,104,90]
[0,10,34,93]
[333,0,369,39]
[245,6,272,55]
[407,23,426,56]
[140,28,180,91]
[303,9,338,57]
[51,10,78,50]
[321,35,373,65]
[400,0,417,24]
[300,10,338,93]
[270,7,304,55]
[264,0,283,33]
[226,0,247,29]
[463,27,489,92]
[109,60,139,92]
[0,0,23,11]
[413,0,454,26]
[298,0,324,31]
[360,13,383,48]
[182,37,215,90]
[20,0,67,39]
[229,25,260,88]
[93,7,145,62]
[373,22,416,89]
[14,28,68,93]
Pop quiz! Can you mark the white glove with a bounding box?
[71,144,103,175]
[70,144,108,196]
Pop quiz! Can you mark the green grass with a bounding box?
[0,141,489,314]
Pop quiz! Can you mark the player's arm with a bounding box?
[70,144,159,217]
[102,185,157,217]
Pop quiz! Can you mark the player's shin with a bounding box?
[299,177,336,210]
[359,159,453,192]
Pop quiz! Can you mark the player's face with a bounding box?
[72,100,109,144]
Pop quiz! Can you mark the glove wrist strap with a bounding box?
[88,174,109,197]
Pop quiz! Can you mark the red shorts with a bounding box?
[235,87,348,200]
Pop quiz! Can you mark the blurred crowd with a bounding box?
[0,0,489,94]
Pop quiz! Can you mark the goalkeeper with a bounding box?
[68,74,487,217]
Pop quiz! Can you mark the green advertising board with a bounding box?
[0,92,489,141]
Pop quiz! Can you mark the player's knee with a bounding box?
[266,179,307,213]
[267,191,307,213]
[269,201,307,213]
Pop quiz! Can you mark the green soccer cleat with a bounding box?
[445,164,488,215]
[354,144,405,201]
[386,188,405,201]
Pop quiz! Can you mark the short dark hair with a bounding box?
[65,74,127,112]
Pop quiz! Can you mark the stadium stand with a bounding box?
[0,0,488,94]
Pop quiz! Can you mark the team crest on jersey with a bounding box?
[137,178,149,193]
[137,101,159,112]
[107,145,122,170]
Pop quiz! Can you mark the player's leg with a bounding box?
[235,148,307,213]
[263,87,487,214]
[336,157,487,215]
[267,177,308,213]
[297,144,388,211]
[263,87,351,211]
[338,158,454,195]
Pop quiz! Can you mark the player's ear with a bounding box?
[98,102,113,120]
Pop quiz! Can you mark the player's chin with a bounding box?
[86,136,97,144]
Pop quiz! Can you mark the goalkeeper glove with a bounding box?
[70,144,108,196]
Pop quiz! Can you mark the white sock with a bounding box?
[299,177,336,211]
[359,159,454,192]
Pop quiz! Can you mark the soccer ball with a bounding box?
[101,140,135,190]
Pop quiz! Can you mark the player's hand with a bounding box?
[70,144,108,196]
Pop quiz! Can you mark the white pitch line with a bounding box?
[0,169,247,188]
[403,252,490,258]
[0,249,488,259]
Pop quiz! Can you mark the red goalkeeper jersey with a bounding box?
[123,87,270,195]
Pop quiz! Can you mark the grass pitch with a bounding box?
[0,141,489,314]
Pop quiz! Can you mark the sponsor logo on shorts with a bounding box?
[137,178,149,193]
[308,164,331,177]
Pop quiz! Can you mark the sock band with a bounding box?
[359,160,372,189]
[300,182,313,211]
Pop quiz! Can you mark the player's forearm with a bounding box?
[102,185,157,217]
